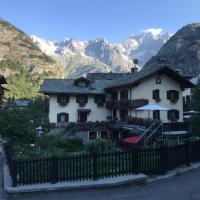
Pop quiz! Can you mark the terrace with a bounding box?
[106,99,149,110]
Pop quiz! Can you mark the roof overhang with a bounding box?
[105,66,195,91]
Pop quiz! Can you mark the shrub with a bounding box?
[84,139,114,153]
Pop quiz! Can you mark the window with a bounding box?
[57,94,69,106]
[153,110,160,120]
[167,90,179,103]
[120,90,128,99]
[76,95,88,107]
[156,77,161,84]
[78,81,86,87]
[167,110,179,122]
[101,131,109,139]
[88,131,97,140]
[57,113,69,122]
[78,111,88,122]
[152,90,160,102]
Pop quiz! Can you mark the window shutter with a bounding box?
[176,110,179,120]
[167,110,171,120]
[76,95,79,103]
[85,95,88,103]
[57,95,61,103]
[167,90,171,100]
[153,90,160,101]
[57,113,61,122]
[94,95,97,103]
[153,90,156,100]
[176,91,179,101]
[64,113,69,122]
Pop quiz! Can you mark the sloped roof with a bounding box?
[39,78,113,94]
[87,72,130,80]
[40,66,194,95]
[105,65,194,90]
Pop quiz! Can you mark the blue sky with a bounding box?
[0,0,200,42]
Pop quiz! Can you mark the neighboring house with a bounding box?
[0,75,8,110]
[40,66,194,127]
[182,76,199,111]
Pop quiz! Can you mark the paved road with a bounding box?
[1,168,199,200]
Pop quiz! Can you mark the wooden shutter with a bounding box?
[57,95,61,103]
[85,95,88,103]
[94,95,97,103]
[153,90,160,101]
[64,113,69,122]
[76,95,79,103]
[57,113,61,122]
[175,91,179,101]
[175,110,180,120]
[167,90,171,100]
[167,110,171,120]
[153,90,156,100]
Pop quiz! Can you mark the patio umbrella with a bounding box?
[136,103,168,118]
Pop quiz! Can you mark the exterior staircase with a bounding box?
[136,121,163,145]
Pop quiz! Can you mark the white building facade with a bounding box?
[40,66,194,127]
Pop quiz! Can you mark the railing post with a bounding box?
[92,152,98,180]
[12,159,17,187]
[160,144,167,174]
[51,156,58,184]
[185,142,191,166]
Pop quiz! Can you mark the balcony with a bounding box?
[106,99,149,110]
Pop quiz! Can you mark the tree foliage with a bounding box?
[0,107,36,144]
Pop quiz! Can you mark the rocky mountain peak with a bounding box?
[143,23,200,77]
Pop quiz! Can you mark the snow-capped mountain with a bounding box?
[31,28,171,78]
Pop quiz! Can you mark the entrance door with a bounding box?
[79,112,88,122]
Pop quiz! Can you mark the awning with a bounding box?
[136,103,168,111]
[77,109,91,113]
[123,136,140,144]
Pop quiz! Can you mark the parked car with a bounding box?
[122,125,146,137]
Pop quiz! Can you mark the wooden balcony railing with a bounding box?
[106,99,149,110]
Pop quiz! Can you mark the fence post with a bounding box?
[160,145,167,174]
[12,159,17,187]
[185,142,191,166]
[51,156,58,184]
[133,149,139,174]
[92,153,98,180]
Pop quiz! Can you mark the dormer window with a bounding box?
[78,81,86,87]
[74,77,90,87]
[156,77,161,84]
